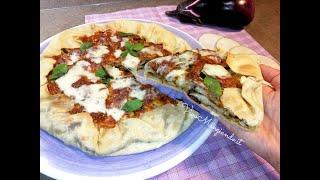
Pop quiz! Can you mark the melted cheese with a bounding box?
[56,61,99,88]
[55,61,108,113]
[106,108,125,121]
[113,49,122,58]
[129,88,146,100]
[202,64,231,78]
[164,69,186,87]
[141,47,163,56]
[111,77,137,89]
[120,38,129,47]
[154,56,172,63]
[86,45,109,64]
[56,61,129,121]
[121,54,140,71]
[176,75,186,87]
[68,52,80,65]
[165,69,186,81]
[105,65,123,79]
[110,35,119,42]
[75,84,109,113]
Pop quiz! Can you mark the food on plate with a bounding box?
[40,20,197,156]
[198,33,280,69]
[144,48,265,130]
[198,33,223,50]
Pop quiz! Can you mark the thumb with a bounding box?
[260,64,280,90]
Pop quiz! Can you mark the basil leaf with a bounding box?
[122,42,143,57]
[95,67,112,84]
[125,41,133,49]
[101,78,111,85]
[204,76,222,97]
[129,50,139,57]
[95,67,107,78]
[131,43,144,51]
[80,42,92,52]
[119,32,134,37]
[120,50,129,58]
[49,64,68,80]
[122,99,143,112]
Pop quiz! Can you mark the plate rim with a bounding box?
[40,18,212,180]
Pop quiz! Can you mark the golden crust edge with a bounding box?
[40,91,197,155]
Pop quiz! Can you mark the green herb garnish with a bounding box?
[80,42,93,52]
[118,32,135,37]
[120,50,129,58]
[121,41,144,58]
[101,78,111,84]
[122,99,143,112]
[131,43,144,51]
[49,64,68,80]
[95,67,112,84]
[204,75,222,97]
[95,67,107,78]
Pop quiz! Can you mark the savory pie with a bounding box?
[40,20,197,156]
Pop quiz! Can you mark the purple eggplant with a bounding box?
[166,0,255,29]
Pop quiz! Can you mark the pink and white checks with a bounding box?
[85,6,280,180]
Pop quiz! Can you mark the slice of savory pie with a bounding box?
[144,49,264,130]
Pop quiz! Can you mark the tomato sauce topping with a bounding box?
[69,103,84,114]
[90,112,116,128]
[186,54,225,82]
[217,76,242,88]
[80,30,113,46]
[72,76,93,88]
[102,53,121,66]
[105,87,131,108]
[139,44,171,62]
[139,84,153,90]
[139,53,159,61]
[149,60,176,76]
[128,35,146,45]
[52,53,69,65]
[47,81,61,95]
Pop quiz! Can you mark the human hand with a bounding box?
[219,64,280,172]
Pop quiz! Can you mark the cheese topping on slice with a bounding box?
[113,49,122,58]
[165,69,187,87]
[129,88,146,100]
[165,69,186,81]
[68,52,80,65]
[121,53,140,71]
[104,65,123,79]
[120,37,129,47]
[111,77,137,89]
[106,108,125,121]
[110,35,119,42]
[202,64,231,78]
[86,45,109,64]
[141,47,163,56]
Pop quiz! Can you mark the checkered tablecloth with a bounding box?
[85,6,280,180]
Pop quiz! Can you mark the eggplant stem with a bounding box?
[165,10,179,17]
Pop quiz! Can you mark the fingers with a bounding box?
[262,85,274,98]
[262,85,274,109]
[260,64,280,90]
